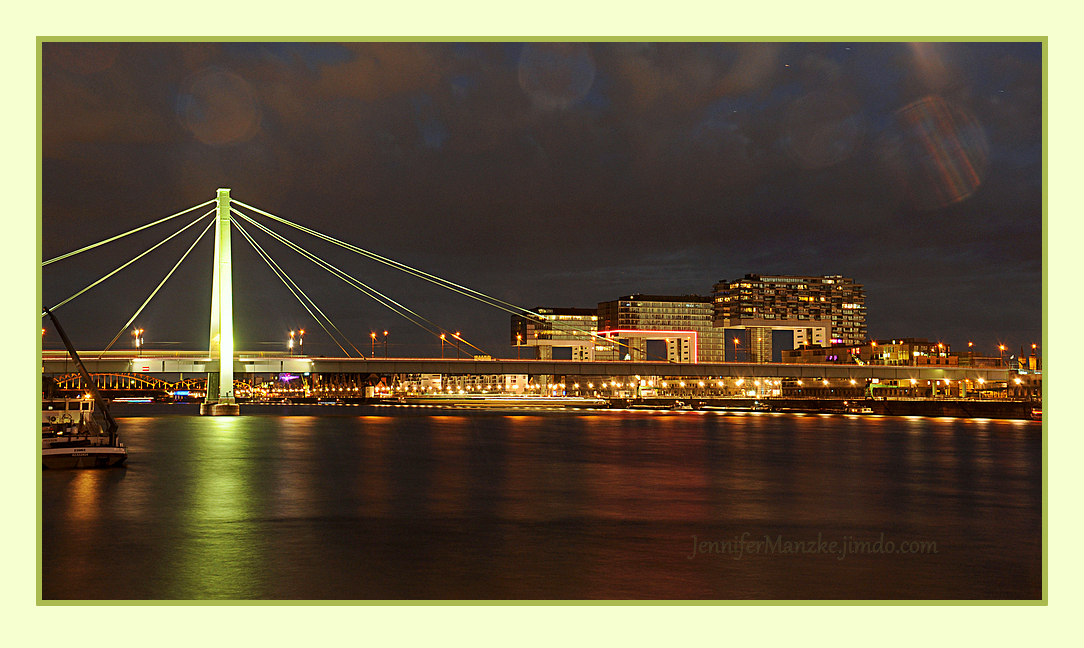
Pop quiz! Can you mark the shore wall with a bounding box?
[106,397,1040,420]
[871,399,1037,420]
[608,397,1039,420]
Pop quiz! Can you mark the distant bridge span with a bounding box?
[41,352,1011,382]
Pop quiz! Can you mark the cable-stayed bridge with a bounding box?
[42,189,1010,414]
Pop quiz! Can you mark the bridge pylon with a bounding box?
[201,188,239,415]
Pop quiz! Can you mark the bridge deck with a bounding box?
[42,353,1012,381]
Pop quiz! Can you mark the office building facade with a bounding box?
[511,307,599,360]
[713,274,866,362]
[595,295,725,363]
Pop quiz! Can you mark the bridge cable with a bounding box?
[232,218,356,357]
[234,208,491,356]
[233,208,458,344]
[42,199,216,267]
[233,206,456,332]
[233,199,536,318]
[234,208,489,356]
[232,199,629,355]
[42,209,215,315]
[232,207,491,356]
[233,204,617,355]
[231,217,356,358]
[97,218,216,358]
[232,199,627,353]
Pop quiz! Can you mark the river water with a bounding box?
[41,405,1042,600]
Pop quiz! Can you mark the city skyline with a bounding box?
[41,41,1042,359]
[19,0,1065,618]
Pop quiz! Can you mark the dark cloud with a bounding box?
[41,41,1042,358]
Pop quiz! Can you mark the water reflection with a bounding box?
[42,410,1041,600]
[167,417,265,598]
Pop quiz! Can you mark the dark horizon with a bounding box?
[41,41,1042,360]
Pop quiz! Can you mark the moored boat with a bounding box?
[42,307,127,469]
[42,397,127,468]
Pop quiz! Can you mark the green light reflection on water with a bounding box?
[167,415,270,599]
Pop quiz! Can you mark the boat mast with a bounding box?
[42,307,119,444]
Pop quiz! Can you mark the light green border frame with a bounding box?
[36,35,1048,606]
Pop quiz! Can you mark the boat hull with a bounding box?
[42,446,127,469]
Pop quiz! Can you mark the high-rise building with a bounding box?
[745,327,772,364]
[595,294,725,363]
[712,274,866,362]
[511,307,598,360]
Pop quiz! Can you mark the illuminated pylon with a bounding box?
[202,188,239,415]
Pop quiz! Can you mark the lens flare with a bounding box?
[882,95,988,210]
[909,43,952,91]
[178,67,261,146]
[517,43,596,111]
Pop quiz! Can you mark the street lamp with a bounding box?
[440,333,446,359]
[371,332,377,357]
[454,332,461,359]
[133,328,144,356]
[299,329,304,356]
[383,330,389,359]
[289,330,295,355]
[998,344,1006,367]
[516,333,522,359]
[732,337,740,362]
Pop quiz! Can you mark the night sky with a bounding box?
[40,41,1042,359]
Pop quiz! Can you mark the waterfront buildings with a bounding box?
[397,373,531,394]
[594,295,725,363]
[511,307,599,360]
[510,277,866,365]
[860,338,954,366]
[781,338,953,366]
[780,344,856,364]
[511,296,726,363]
[712,274,866,362]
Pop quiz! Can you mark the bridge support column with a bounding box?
[201,188,239,416]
